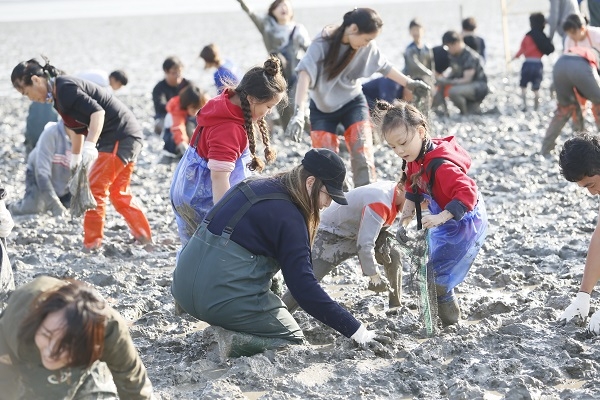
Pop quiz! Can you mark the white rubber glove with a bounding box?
[368,273,390,293]
[70,153,82,171]
[0,200,14,238]
[350,324,376,345]
[284,106,305,142]
[559,292,590,323]
[81,141,99,169]
[588,310,600,335]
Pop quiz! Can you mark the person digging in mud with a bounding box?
[281,180,405,313]
[11,58,152,251]
[558,134,600,334]
[171,149,387,357]
[541,14,600,154]
[376,100,488,326]
[0,276,154,399]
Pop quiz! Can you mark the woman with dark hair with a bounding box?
[0,276,153,399]
[172,148,381,357]
[11,58,152,251]
[286,8,429,188]
[170,56,286,246]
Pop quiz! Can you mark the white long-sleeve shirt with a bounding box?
[320,181,399,276]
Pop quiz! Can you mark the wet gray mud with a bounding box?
[1,3,600,399]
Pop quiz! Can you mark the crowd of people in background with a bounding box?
[3,0,600,396]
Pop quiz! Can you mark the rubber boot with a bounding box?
[375,231,403,308]
[449,91,468,115]
[344,122,377,187]
[435,285,461,326]
[521,89,527,111]
[310,130,339,153]
[533,92,540,111]
[592,103,600,130]
[210,326,293,360]
[540,104,574,155]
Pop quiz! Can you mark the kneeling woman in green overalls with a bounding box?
[172,149,379,356]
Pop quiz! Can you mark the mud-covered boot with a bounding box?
[541,104,573,155]
[209,326,293,360]
[375,230,403,309]
[436,285,461,326]
[592,103,600,131]
[521,90,527,111]
[533,94,540,111]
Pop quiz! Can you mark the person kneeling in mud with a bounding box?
[10,120,71,217]
[0,276,154,399]
[558,134,600,334]
[172,149,384,357]
[281,180,405,313]
[377,100,488,326]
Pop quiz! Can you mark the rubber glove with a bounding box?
[588,310,600,335]
[558,292,590,323]
[284,106,305,142]
[176,142,189,156]
[395,226,411,244]
[368,273,390,293]
[406,78,431,92]
[70,153,82,171]
[81,141,99,169]
[0,199,14,238]
[350,324,377,344]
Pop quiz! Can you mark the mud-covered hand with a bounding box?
[0,196,14,238]
[285,107,305,142]
[588,310,600,335]
[422,211,452,229]
[558,292,590,324]
[81,141,99,169]
[70,153,82,171]
[395,226,412,244]
[406,78,430,92]
[367,273,390,293]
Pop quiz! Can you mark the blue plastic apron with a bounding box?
[425,193,488,301]
[169,128,252,246]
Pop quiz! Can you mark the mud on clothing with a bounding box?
[404,137,488,298]
[0,276,153,400]
[170,90,252,246]
[171,178,361,340]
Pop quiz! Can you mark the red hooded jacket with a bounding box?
[404,136,478,220]
[189,89,248,162]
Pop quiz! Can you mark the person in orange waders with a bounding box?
[285,7,429,188]
[11,58,152,250]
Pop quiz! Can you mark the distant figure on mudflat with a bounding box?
[461,17,486,62]
[547,0,580,45]
[152,56,189,134]
[199,43,241,94]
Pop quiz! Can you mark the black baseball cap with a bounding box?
[301,148,348,205]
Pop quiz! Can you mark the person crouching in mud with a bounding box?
[558,134,600,334]
[376,99,488,326]
[171,149,384,357]
[281,180,406,313]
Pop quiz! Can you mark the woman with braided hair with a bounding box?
[375,99,488,326]
[170,55,287,246]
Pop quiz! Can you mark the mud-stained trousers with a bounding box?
[541,54,600,154]
[309,94,376,187]
[84,146,151,249]
[281,229,402,312]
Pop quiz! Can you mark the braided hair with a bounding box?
[234,55,287,172]
[11,56,64,91]
[373,99,431,193]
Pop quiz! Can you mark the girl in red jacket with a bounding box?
[376,100,488,326]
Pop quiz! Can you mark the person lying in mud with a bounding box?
[0,276,154,399]
[9,120,71,217]
[172,149,383,357]
[558,134,600,334]
[376,100,488,326]
[281,180,405,313]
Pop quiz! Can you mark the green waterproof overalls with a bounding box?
[171,181,304,342]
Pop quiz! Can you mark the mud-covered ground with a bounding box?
[1,2,600,399]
